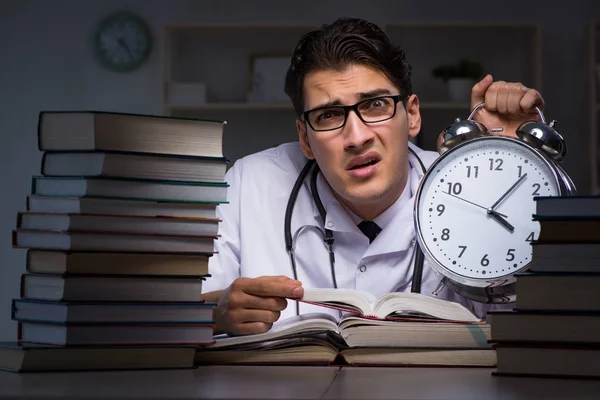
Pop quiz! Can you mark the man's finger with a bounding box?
[519,88,544,115]
[269,275,301,283]
[470,74,493,109]
[231,321,274,336]
[493,82,510,114]
[483,80,505,113]
[245,277,304,298]
[230,308,281,324]
[506,87,524,115]
[232,292,288,311]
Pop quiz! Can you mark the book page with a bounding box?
[207,313,338,349]
[337,316,491,348]
[373,292,480,322]
[300,288,378,315]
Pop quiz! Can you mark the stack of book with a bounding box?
[1,111,229,372]
[489,195,600,379]
[195,288,496,367]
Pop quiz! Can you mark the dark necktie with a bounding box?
[357,221,382,244]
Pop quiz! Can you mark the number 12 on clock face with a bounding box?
[415,138,561,281]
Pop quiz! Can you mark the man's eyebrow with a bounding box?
[310,89,394,110]
[358,88,393,99]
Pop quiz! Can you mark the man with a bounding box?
[201,17,545,336]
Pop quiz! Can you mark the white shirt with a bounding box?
[204,141,500,320]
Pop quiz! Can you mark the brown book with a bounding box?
[514,273,600,311]
[489,309,600,344]
[493,343,600,379]
[300,288,481,322]
[195,312,494,367]
[0,342,196,372]
[196,338,496,368]
[38,111,226,158]
[30,175,229,203]
[20,273,207,302]
[17,212,220,237]
[13,229,217,254]
[41,151,228,183]
[26,249,210,276]
[533,195,600,218]
[18,322,215,346]
[529,242,600,273]
[26,195,219,219]
[12,298,215,325]
[536,217,600,243]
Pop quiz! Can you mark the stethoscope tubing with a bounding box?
[284,148,427,315]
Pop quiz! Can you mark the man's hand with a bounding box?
[214,275,304,336]
[470,74,545,138]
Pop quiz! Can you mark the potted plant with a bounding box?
[432,59,484,102]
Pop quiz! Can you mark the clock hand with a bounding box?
[444,192,508,218]
[489,173,528,211]
[117,38,133,60]
[487,209,515,233]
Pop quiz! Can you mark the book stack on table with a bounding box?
[2,111,230,372]
[489,195,600,379]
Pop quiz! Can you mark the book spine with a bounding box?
[37,112,44,151]
[10,299,17,320]
[15,212,23,229]
[30,176,39,195]
[25,249,32,270]
[40,152,49,175]
[19,273,25,299]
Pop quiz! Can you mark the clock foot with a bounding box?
[432,277,448,296]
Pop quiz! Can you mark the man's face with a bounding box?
[296,64,421,220]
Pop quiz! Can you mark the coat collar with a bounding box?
[289,145,432,256]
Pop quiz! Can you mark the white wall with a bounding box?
[0,0,599,340]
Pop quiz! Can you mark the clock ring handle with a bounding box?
[466,102,486,121]
[468,102,547,124]
[467,103,575,193]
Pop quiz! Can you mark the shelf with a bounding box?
[164,101,471,113]
[162,21,544,159]
[383,21,542,29]
[419,101,470,110]
[165,102,293,111]
[165,22,319,30]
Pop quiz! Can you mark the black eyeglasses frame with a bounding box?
[302,94,408,132]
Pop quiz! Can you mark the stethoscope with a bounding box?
[284,147,428,315]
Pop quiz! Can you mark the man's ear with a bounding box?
[296,118,315,159]
[405,94,422,139]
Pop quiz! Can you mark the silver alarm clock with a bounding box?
[413,103,576,304]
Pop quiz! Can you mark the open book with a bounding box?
[299,288,481,322]
[195,312,494,367]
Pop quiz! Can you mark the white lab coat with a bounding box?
[203,141,500,320]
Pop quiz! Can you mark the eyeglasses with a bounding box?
[302,94,407,132]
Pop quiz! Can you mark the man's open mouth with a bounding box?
[346,153,382,170]
[349,159,379,170]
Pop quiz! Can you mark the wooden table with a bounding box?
[0,366,598,399]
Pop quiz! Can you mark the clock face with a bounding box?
[93,12,152,72]
[415,136,560,283]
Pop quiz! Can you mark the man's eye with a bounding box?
[316,109,343,121]
[365,98,389,109]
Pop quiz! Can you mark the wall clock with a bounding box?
[93,11,152,72]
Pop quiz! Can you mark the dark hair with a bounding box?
[284,17,412,117]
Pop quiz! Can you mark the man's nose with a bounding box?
[343,109,374,149]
